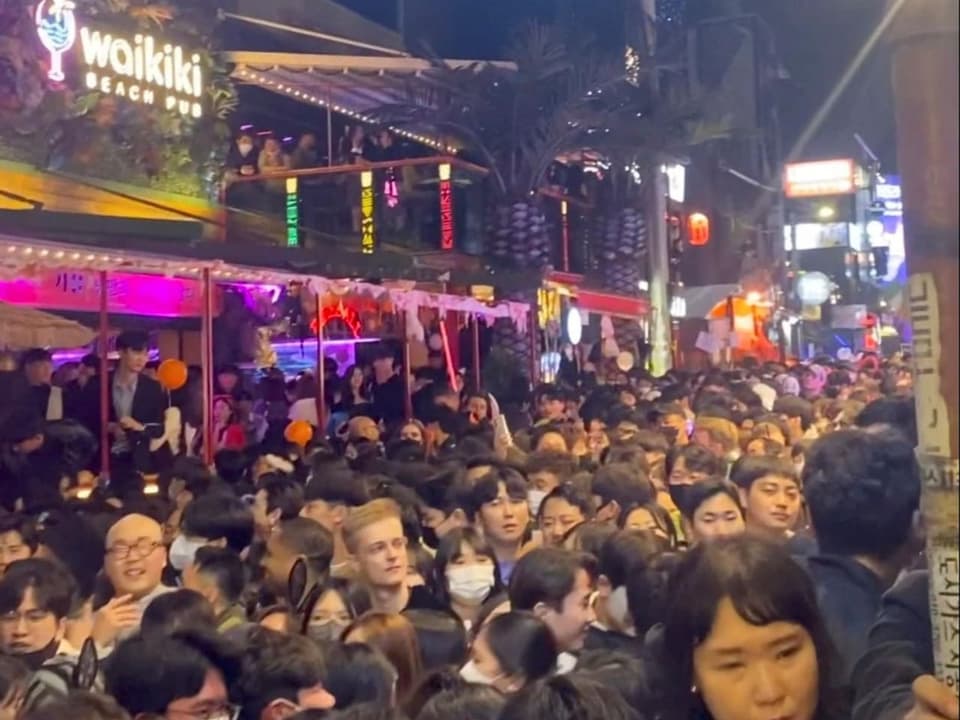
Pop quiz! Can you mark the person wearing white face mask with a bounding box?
[459,611,557,694]
[430,529,503,631]
[584,530,663,657]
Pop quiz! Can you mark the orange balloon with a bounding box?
[284,420,314,447]
[157,359,188,391]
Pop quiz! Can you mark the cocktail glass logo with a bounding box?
[36,0,77,82]
[34,0,204,118]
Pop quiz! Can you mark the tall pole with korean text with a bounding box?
[889,0,959,693]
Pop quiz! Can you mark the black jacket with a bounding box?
[801,554,886,684]
[851,571,933,720]
[583,625,644,658]
[75,373,168,472]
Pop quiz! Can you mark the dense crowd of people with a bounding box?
[0,335,956,720]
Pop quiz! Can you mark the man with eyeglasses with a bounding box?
[105,629,242,720]
[102,513,173,640]
[0,558,89,710]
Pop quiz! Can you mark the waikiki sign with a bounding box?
[35,0,204,118]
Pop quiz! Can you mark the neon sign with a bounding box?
[309,302,363,338]
[438,163,454,250]
[36,0,77,82]
[784,160,857,198]
[36,2,204,118]
[360,171,375,255]
[285,177,299,247]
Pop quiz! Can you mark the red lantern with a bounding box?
[687,212,710,246]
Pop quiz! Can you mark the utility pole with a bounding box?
[648,165,673,376]
[888,0,959,693]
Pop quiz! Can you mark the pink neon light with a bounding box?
[0,270,211,317]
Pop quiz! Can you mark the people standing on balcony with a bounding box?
[372,129,406,233]
[340,125,373,233]
[224,131,260,210]
[371,345,404,426]
[290,132,320,170]
[258,137,290,212]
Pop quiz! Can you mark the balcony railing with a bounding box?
[223,156,491,257]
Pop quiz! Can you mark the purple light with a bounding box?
[282,136,294,143]
[227,282,283,304]
[272,338,378,351]
[52,348,160,365]
[240,124,253,130]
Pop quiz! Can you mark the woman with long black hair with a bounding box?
[659,536,850,720]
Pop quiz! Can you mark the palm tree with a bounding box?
[379,22,724,376]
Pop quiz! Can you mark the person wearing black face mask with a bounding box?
[0,558,86,710]
[665,445,723,516]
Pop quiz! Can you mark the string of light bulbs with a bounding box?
[235,66,457,154]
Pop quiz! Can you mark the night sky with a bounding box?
[333,0,898,168]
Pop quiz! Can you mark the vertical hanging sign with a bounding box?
[285,177,299,247]
[561,199,570,271]
[438,163,454,250]
[360,170,375,254]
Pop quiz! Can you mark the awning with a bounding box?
[226,51,516,152]
[679,284,741,320]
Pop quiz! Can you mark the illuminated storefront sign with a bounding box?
[36,0,204,118]
[285,177,299,248]
[0,269,207,317]
[360,171,375,254]
[537,288,561,329]
[784,160,857,198]
[438,163,454,250]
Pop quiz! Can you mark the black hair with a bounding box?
[104,629,241,717]
[430,527,503,608]
[0,557,76,619]
[276,518,334,580]
[773,395,814,431]
[417,684,506,720]
[0,513,38,552]
[422,404,464,437]
[466,467,528,520]
[729,455,799,492]
[667,444,722,478]
[323,642,397,710]
[660,537,842,720]
[258,473,305,520]
[499,674,643,720]
[538,483,596,522]
[115,330,150,352]
[166,456,215,500]
[214,449,250,486]
[20,348,52,367]
[625,551,680,637]
[304,465,369,507]
[592,463,655,512]
[20,689,132,720]
[680,479,744,521]
[603,443,651,472]
[482,610,558,682]
[80,353,99,370]
[855,395,918,446]
[181,493,255,554]
[598,530,668,589]
[803,428,920,559]
[508,548,596,613]
[193,546,247,606]
[560,520,617,557]
[575,650,657,717]
[235,627,327,720]
[525,450,578,479]
[631,430,670,456]
[141,588,217,635]
[617,502,677,547]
